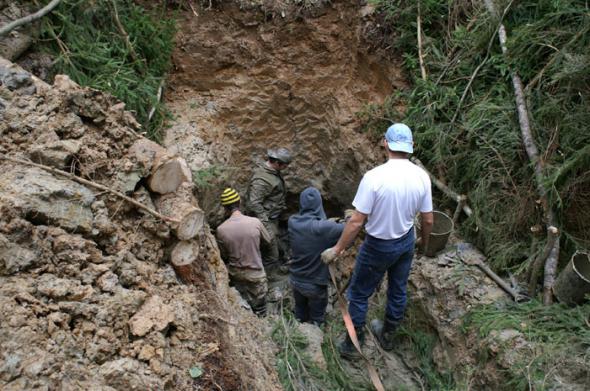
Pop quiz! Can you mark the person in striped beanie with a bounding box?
[216,187,272,316]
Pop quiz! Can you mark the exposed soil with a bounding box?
[3,1,586,390]
[0,59,280,390]
[164,0,406,223]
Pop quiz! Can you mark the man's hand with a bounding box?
[415,237,423,254]
[344,209,355,222]
[321,247,339,264]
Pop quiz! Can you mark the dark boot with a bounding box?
[338,325,365,360]
[251,300,267,317]
[370,318,398,351]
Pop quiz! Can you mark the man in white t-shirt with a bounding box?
[322,123,434,358]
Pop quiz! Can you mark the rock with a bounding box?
[0,65,33,91]
[114,170,142,194]
[99,358,163,390]
[0,353,22,382]
[36,273,94,301]
[97,271,119,292]
[138,345,156,361]
[53,75,79,92]
[0,167,95,233]
[0,234,38,274]
[29,139,82,169]
[296,323,326,370]
[128,295,175,337]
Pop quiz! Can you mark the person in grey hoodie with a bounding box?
[288,187,344,325]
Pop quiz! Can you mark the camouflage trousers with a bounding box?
[262,219,289,268]
[228,267,268,315]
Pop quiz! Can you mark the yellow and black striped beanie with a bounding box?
[220,188,240,206]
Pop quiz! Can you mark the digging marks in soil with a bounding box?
[165,1,406,220]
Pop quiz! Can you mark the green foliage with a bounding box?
[397,327,455,390]
[365,0,590,271]
[321,320,374,391]
[464,300,590,389]
[192,166,227,190]
[272,309,352,391]
[40,0,176,141]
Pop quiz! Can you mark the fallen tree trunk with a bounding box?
[171,240,200,284]
[155,183,205,240]
[484,0,560,305]
[128,138,192,194]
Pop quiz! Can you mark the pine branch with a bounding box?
[110,0,145,74]
[483,0,560,305]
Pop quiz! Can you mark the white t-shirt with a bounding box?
[352,159,432,240]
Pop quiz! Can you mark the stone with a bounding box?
[138,345,156,361]
[296,323,326,370]
[97,271,119,293]
[0,167,95,233]
[0,353,22,382]
[128,296,175,337]
[29,139,82,169]
[0,65,32,91]
[0,234,38,275]
[99,358,163,390]
[36,274,94,301]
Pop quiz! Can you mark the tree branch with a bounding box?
[0,0,63,37]
[411,157,473,217]
[0,154,179,224]
[110,0,144,74]
[417,1,427,81]
[483,0,560,305]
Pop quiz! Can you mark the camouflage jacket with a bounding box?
[246,164,286,222]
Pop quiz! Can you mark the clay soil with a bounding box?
[164,0,407,222]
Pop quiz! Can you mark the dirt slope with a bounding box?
[0,58,280,390]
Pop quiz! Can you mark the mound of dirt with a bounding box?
[0,58,280,390]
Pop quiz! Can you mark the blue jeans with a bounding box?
[347,229,415,327]
[291,280,328,325]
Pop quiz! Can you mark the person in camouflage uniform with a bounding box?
[246,148,292,271]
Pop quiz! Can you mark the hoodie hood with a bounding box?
[298,187,326,220]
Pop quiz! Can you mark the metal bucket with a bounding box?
[553,251,590,305]
[417,211,454,257]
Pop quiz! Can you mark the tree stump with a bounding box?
[155,183,204,240]
[128,139,192,194]
[171,240,200,284]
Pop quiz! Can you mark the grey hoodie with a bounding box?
[288,187,344,286]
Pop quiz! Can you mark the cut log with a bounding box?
[155,186,204,240]
[128,138,192,194]
[148,156,192,194]
[171,241,200,284]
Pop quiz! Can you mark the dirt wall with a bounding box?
[164,0,406,221]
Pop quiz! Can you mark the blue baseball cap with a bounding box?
[385,123,413,153]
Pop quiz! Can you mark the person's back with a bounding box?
[215,188,270,316]
[288,187,343,324]
[217,214,266,270]
[359,159,431,240]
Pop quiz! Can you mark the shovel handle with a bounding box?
[477,263,519,300]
